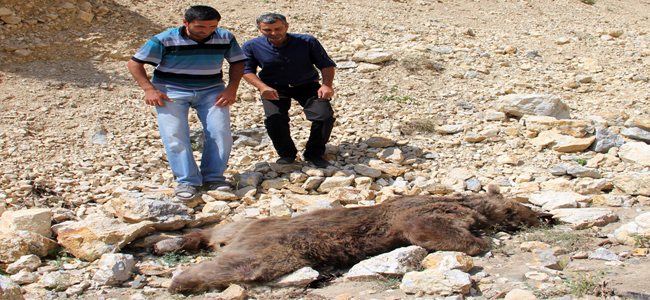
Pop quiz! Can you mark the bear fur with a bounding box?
[155,185,544,293]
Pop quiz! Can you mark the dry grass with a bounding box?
[400,57,444,75]
[401,119,437,135]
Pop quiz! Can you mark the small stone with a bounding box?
[352,51,393,63]
[1,15,21,24]
[0,7,14,16]
[10,269,38,284]
[566,165,600,178]
[0,208,52,237]
[202,201,231,216]
[619,142,650,166]
[421,251,474,272]
[377,147,404,163]
[612,173,650,196]
[0,276,23,300]
[206,190,239,201]
[533,248,570,270]
[219,284,248,300]
[589,247,619,261]
[497,94,571,119]
[581,57,603,73]
[620,127,650,143]
[336,61,357,69]
[504,289,537,300]
[525,271,549,281]
[92,253,136,285]
[400,269,472,295]
[78,11,94,22]
[608,29,624,37]
[590,127,625,153]
[14,49,32,57]
[6,254,41,274]
[555,37,570,45]
[549,208,618,230]
[436,124,465,135]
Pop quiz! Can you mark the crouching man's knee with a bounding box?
[304,98,334,122]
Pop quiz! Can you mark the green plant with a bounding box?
[379,95,415,103]
[161,251,183,265]
[579,0,595,4]
[521,225,594,252]
[565,271,612,297]
[191,142,200,151]
[52,250,72,268]
[376,274,403,289]
[47,196,65,204]
[630,233,650,248]
[574,158,587,166]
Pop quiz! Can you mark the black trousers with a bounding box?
[262,82,335,159]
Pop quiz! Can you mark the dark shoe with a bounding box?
[276,156,296,164]
[303,155,331,168]
[203,180,231,191]
[175,183,198,200]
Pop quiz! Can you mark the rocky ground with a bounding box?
[1,0,650,299]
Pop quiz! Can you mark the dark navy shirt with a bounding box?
[242,33,336,86]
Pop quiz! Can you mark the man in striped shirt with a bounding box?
[127,5,247,200]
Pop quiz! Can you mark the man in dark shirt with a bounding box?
[242,13,336,168]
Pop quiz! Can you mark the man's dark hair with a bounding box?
[184,5,221,22]
[256,13,287,27]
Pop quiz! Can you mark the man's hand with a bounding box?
[317,85,334,99]
[127,60,171,106]
[215,86,237,107]
[318,66,335,99]
[243,73,280,100]
[217,61,245,107]
[143,89,171,106]
[260,87,280,100]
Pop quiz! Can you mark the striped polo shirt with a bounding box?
[132,26,248,90]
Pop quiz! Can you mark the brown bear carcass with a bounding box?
[155,185,545,293]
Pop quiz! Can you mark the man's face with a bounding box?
[258,20,289,43]
[183,19,219,41]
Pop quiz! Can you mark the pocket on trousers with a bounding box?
[303,97,334,122]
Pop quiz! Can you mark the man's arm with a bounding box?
[317,66,335,99]
[126,59,170,106]
[243,73,280,100]
[216,61,245,107]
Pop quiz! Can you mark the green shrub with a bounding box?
[574,158,587,166]
[566,271,613,297]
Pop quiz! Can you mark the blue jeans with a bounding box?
[154,84,232,186]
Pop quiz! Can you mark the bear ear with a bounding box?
[486,184,500,196]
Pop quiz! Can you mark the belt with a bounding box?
[271,81,318,88]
